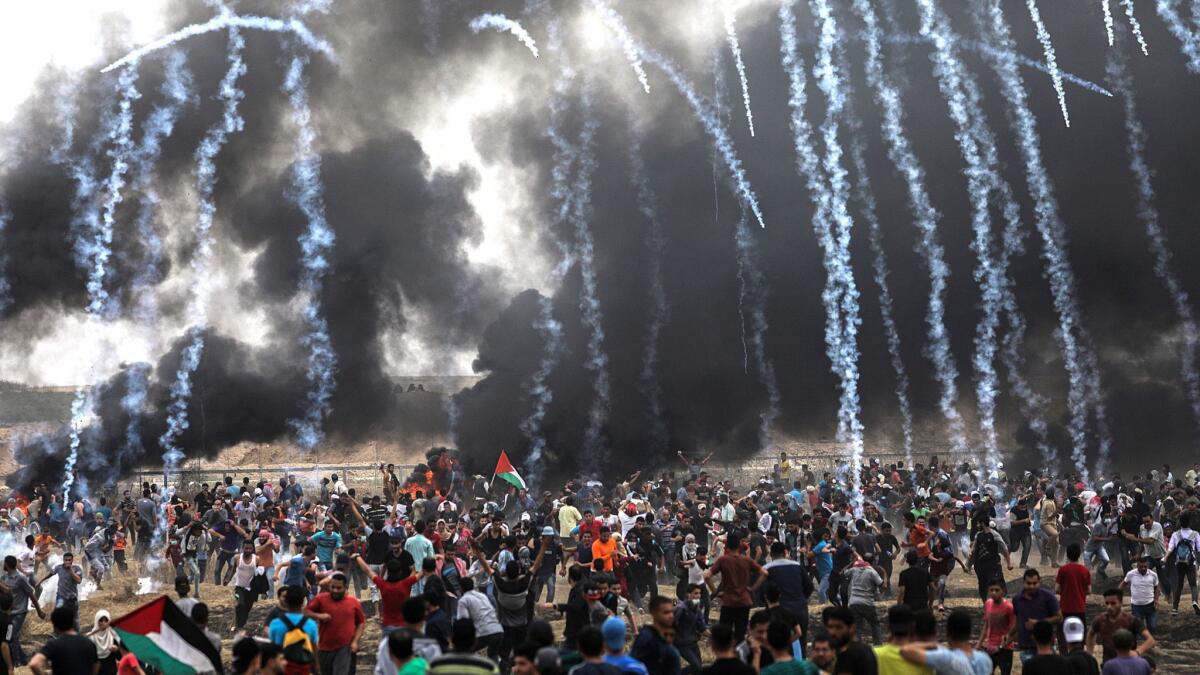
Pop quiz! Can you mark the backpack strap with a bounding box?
[279,615,296,631]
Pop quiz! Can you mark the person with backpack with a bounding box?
[1166,512,1200,615]
[969,520,1012,603]
[268,586,320,675]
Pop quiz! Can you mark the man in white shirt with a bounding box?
[1166,513,1200,614]
[455,577,504,662]
[1120,556,1160,630]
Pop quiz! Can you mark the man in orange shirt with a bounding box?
[592,527,618,572]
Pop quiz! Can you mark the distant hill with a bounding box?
[0,382,76,425]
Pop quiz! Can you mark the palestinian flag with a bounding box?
[493,450,527,490]
[111,595,223,675]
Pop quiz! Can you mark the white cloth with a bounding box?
[1123,569,1159,606]
[456,590,503,637]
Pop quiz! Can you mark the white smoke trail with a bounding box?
[981,0,1106,482]
[1155,0,1200,72]
[845,114,915,468]
[159,27,248,490]
[628,135,671,460]
[1107,38,1200,440]
[468,13,540,58]
[92,64,141,319]
[58,69,130,498]
[573,82,611,461]
[520,293,564,487]
[853,0,970,463]
[123,52,194,457]
[101,11,333,73]
[1121,0,1150,55]
[587,0,650,93]
[1025,0,1070,127]
[917,0,1012,476]
[879,32,1113,97]
[733,211,782,453]
[588,0,764,227]
[721,4,755,137]
[809,0,865,498]
[1102,1,1115,46]
[282,53,337,451]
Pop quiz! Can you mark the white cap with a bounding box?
[1063,616,1085,643]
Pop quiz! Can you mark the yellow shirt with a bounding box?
[558,505,582,538]
[780,459,792,481]
[873,644,933,675]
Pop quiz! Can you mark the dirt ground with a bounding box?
[12,558,1200,674]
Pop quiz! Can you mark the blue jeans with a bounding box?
[530,574,557,603]
[817,572,830,603]
[1132,602,1157,632]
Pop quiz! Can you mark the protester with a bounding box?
[1087,589,1156,665]
[28,607,96,675]
[1019,620,1069,674]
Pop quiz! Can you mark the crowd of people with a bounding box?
[1,450,1199,674]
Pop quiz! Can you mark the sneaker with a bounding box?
[1193,602,1200,616]
[1172,609,1179,615]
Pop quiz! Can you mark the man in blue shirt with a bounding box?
[1012,568,1063,663]
[267,586,320,666]
[602,616,649,673]
[310,521,342,570]
[404,520,435,572]
[812,530,833,603]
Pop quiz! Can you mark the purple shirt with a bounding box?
[1012,588,1060,650]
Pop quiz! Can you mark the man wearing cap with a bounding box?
[530,526,563,604]
[602,616,649,674]
[1063,616,1100,675]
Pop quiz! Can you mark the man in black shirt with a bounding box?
[1022,620,1069,675]
[702,623,755,675]
[824,605,878,674]
[897,552,933,612]
[1010,498,1033,567]
[875,523,899,593]
[28,607,96,675]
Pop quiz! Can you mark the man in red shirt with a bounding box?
[704,533,765,644]
[350,554,420,634]
[1056,542,1091,649]
[305,572,366,675]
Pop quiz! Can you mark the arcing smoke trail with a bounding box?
[101,11,333,73]
[588,0,764,227]
[587,0,650,93]
[1107,38,1200,440]
[878,32,1108,97]
[519,294,564,487]
[282,53,337,451]
[468,13,540,58]
[123,51,194,457]
[853,0,970,462]
[572,82,611,462]
[710,44,748,373]
[733,211,782,453]
[879,32,1113,97]
[809,0,864,496]
[92,64,141,319]
[158,28,248,486]
[519,21,574,485]
[917,0,1013,475]
[1121,0,1150,55]
[628,135,671,461]
[981,0,1107,481]
[721,4,755,137]
[845,114,915,468]
[1102,1,1115,46]
[58,65,135,498]
[779,0,862,500]
[1025,0,1070,127]
[1156,0,1200,72]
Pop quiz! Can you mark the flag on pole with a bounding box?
[493,450,527,490]
[111,595,222,674]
